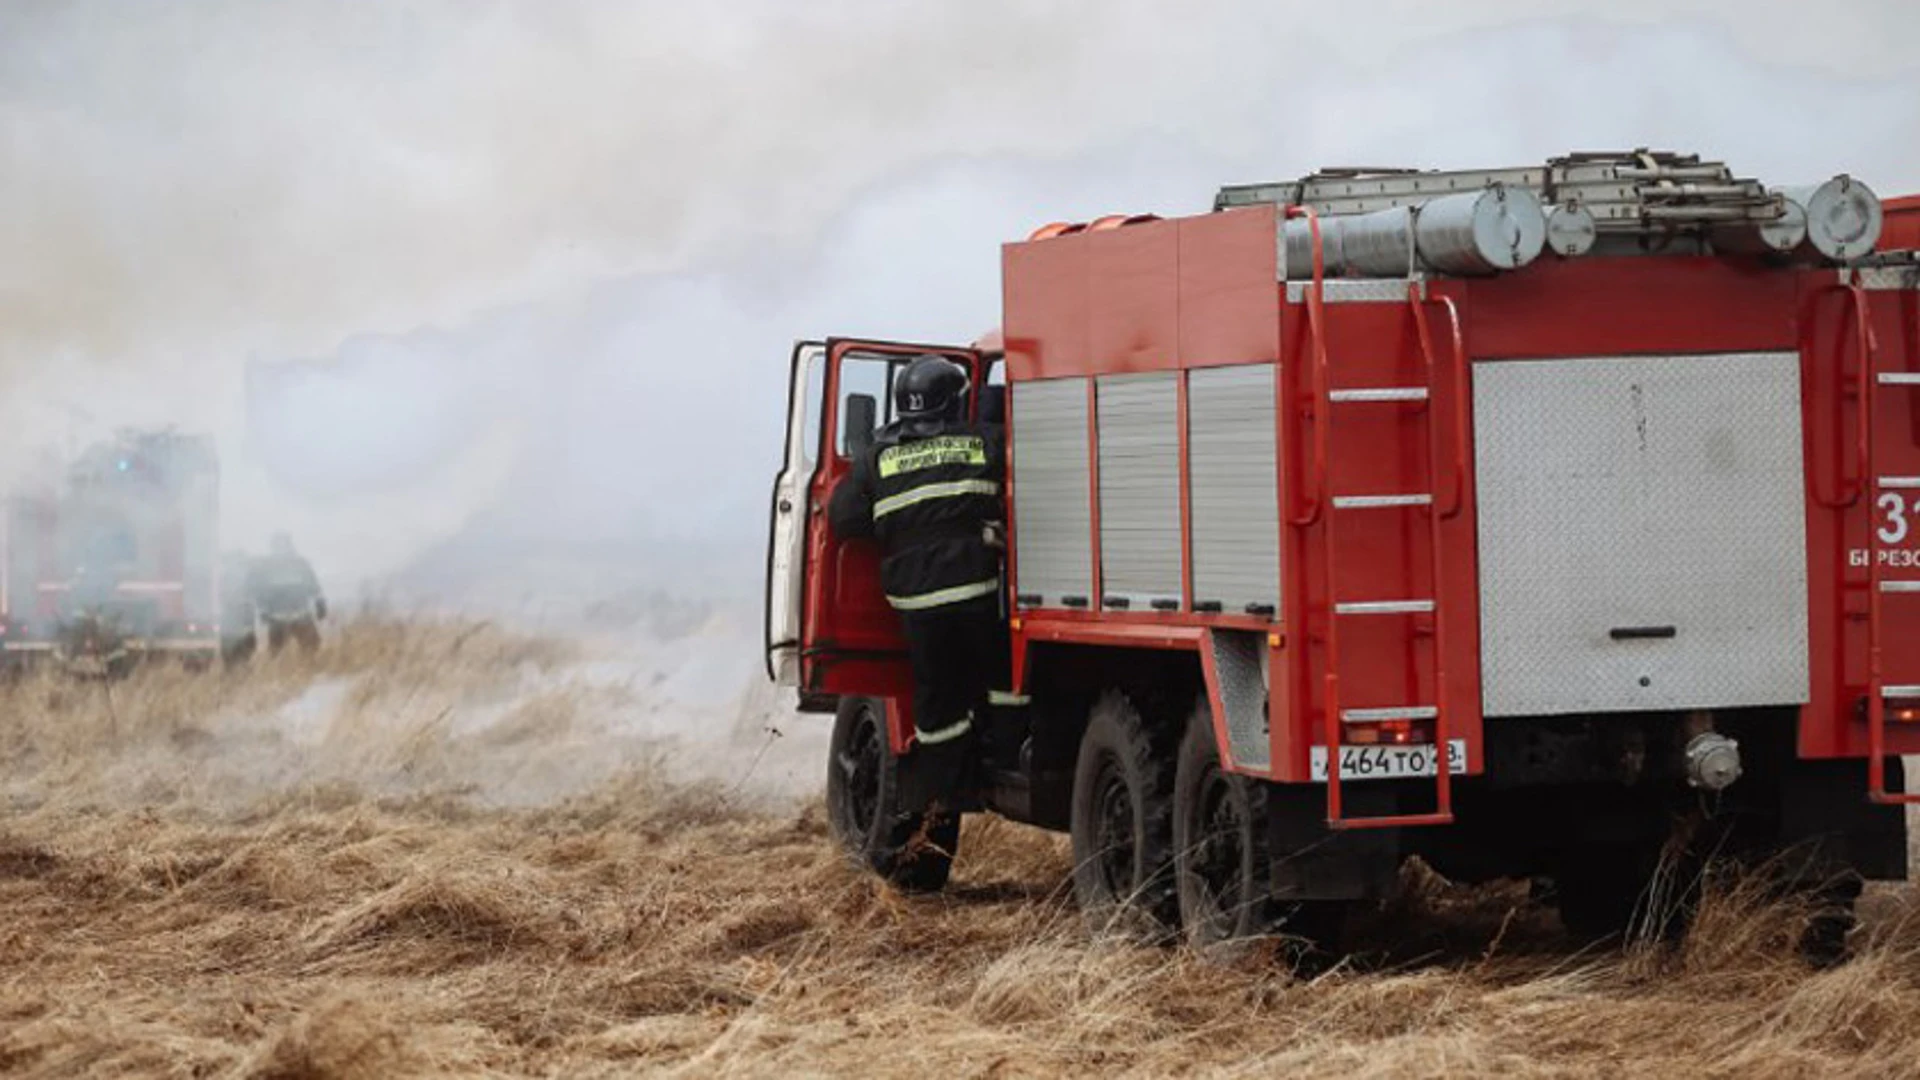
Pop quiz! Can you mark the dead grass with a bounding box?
[2,620,1919,1077]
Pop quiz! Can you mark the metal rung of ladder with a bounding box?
[1332,493,1432,509]
[1330,387,1429,403]
[1342,705,1438,723]
[1335,599,1434,615]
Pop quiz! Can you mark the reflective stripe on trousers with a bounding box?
[873,479,1000,520]
[915,712,973,746]
[886,577,999,611]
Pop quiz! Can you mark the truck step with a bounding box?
[1335,599,1435,615]
[1329,386,1429,403]
[1342,705,1439,722]
[1332,493,1432,509]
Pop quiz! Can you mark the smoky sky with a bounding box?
[2,0,1918,606]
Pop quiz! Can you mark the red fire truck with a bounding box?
[767,151,1917,958]
[2,429,222,673]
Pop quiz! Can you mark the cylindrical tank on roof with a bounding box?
[1282,213,1348,278]
[1779,176,1883,262]
[1281,185,1547,278]
[1545,203,1598,258]
[1414,185,1548,274]
[1338,205,1420,276]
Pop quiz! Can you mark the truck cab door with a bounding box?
[764,338,985,699]
[766,342,825,686]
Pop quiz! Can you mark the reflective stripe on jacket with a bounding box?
[828,419,1006,610]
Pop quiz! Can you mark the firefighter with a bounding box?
[828,354,1007,816]
[245,532,327,652]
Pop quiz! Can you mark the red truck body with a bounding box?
[768,152,1920,947]
[2,431,221,664]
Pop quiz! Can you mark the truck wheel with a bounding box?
[1799,876,1861,969]
[1070,690,1179,938]
[1173,701,1272,948]
[826,696,958,894]
[1553,841,1682,945]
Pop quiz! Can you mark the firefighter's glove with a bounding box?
[982,521,1006,550]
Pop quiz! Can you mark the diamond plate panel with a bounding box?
[1284,278,1423,303]
[1474,351,1809,716]
[1211,628,1269,769]
[1853,265,1920,291]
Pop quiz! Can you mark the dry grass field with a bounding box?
[4,619,1920,1078]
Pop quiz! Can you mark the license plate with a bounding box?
[1309,739,1468,782]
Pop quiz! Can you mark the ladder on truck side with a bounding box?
[1287,206,1463,830]
[1850,270,1920,804]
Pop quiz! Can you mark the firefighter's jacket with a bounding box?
[244,553,327,621]
[828,419,1006,611]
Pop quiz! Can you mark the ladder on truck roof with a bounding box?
[1853,269,1920,804]
[1288,207,1460,830]
[1221,149,1885,266]
[1220,150,1789,233]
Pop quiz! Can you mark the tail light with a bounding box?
[1346,719,1434,746]
[1859,693,1920,724]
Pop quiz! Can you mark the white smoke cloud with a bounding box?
[2,0,1918,604]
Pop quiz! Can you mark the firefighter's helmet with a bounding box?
[895,355,969,426]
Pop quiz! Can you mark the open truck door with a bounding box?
[764,338,985,706]
[765,342,824,686]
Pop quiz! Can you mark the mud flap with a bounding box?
[1266,781,1403,901]
[1780,757,1908,882]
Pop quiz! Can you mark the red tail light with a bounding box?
[1346,720,1430,746]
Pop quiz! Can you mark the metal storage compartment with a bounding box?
[1473,351,1810,716]
[1095,373,1182,610]
[1010,378,1093,607]
[1188,364,1280,616]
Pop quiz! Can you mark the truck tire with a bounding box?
[1552,840,1684,946]
[826,696,958,894]
[1070,690,1179,938]
[1173,701,1272,949]
[1171,702,1349,966]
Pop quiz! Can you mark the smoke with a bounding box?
[2,0,1919,608]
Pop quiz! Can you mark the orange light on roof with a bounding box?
[1027,222,1079,241]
